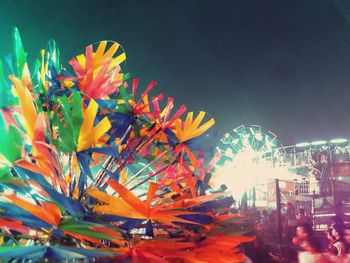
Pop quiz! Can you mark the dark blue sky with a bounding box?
[1,0,350,145]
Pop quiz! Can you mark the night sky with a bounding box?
[1,0,350,146]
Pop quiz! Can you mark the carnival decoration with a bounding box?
[214,124,286,205]
[0,28,252,262]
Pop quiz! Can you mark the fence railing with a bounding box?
[295,181,320,195]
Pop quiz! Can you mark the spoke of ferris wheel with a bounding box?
[124,146,172,186]
[99,140,150,189]
[232,142,241,153]
[109,161,173,196]
[93,124,132,187]
[128,162,173,191]
[99,126,163,189]
[257,143,269,154]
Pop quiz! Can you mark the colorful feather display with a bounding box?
[0,28,253,262]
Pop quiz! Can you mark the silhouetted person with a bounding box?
[330,223,346,256]
[298,236,330,263]
[296,208,312,227]
[292,223,313,250]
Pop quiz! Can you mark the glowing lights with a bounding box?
[296,138,348,148]
[296,142,310,148]
[222,134,231,144]
[215,125,286,203]
[311,140,327,146]
[330,138,347,144]
[216,125,350,207]
[225,148,234,158]
[265,137,276,148]
[254,132,263,141]
[233,124,246,135]
[232,138,239,145]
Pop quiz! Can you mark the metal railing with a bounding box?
[295,181,320,195]
[271,144,350,168]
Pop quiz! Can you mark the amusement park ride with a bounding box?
[215,124,350,230]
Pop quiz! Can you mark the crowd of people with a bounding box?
[292,221,350,262]
[243,204,350,262]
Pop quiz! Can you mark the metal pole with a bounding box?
[312,190,316,231]
[329,147,338,216]
[276,179,282,245]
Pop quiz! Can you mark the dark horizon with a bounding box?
[1,0,350,146]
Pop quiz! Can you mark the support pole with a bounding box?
[329,149,338,217]
[276,179,282,245]
[312,190,316,230]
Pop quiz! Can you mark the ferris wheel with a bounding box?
[214,124,288,204]
[216,124,285,167]
[121,160,157,198]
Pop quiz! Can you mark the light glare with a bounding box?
[296,142,310,147]
[311,140,327,146]
[330,138,347,144]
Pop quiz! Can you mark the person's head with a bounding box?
[299,208,305,216]
[332,223,344,239]
[296,223,313,239]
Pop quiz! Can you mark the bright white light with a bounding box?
[232,138,239,145]
[214,144,292,201]
[296,142,310,148]
[250,127,256,135]
[255,132,263,141]
[330,138,347,144]
[311,140,327,146]
[215,147,260,199]
[225,148,234,158]
[265,138,275,148]
[215,125,296,207]
[242,136,250,147]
